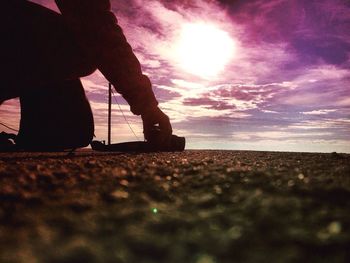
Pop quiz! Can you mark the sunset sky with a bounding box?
[1,0,350,153]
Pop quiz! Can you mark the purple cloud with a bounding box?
[183,97,235,110]
[1,0,349,153]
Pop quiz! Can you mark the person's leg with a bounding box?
[1,0,96,99]
[1,1,96,150]
[16,79,94,151]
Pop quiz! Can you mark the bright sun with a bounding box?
[175,23,235,79]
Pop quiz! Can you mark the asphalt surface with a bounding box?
[0,150,350,263]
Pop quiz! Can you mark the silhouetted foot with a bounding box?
[0,132,18,152]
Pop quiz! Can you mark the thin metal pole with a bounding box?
[108,83,112,145]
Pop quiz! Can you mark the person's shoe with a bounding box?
[0,132,18,152]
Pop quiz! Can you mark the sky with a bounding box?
[1,0,350,153]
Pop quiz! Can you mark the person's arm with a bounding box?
[56,0,172,141]
[55,0,157,115]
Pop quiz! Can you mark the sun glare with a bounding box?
[175,23,235,79]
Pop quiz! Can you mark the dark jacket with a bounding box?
[55,0,158,115]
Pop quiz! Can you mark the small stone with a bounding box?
[228,225,243,240]
[112,167,128,177]
[254,188,263,196]
[110,190,129,199]
[226,167,234,172]
[119,179,129,187]
[196,254,215,263]
[328,221,342,235]
[190,193,215,205]
[213,185,222,194]
[162,183,170,191]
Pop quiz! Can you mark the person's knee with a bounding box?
[17,79,94,151]
[2,0,97,85]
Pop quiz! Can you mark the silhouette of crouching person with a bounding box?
[1,0,172,151]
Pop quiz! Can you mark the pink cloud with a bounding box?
[1,0,349,153]
[0,99,20,133]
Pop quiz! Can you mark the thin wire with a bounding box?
[110,89,140,141]
[0,121,19,132]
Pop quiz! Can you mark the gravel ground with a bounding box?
[0,150,350,263]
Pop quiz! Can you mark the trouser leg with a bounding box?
[1,1,97,150]
[16,80,94,151]
[1,0,96,102]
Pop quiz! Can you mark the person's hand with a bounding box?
[141,106,172,146]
